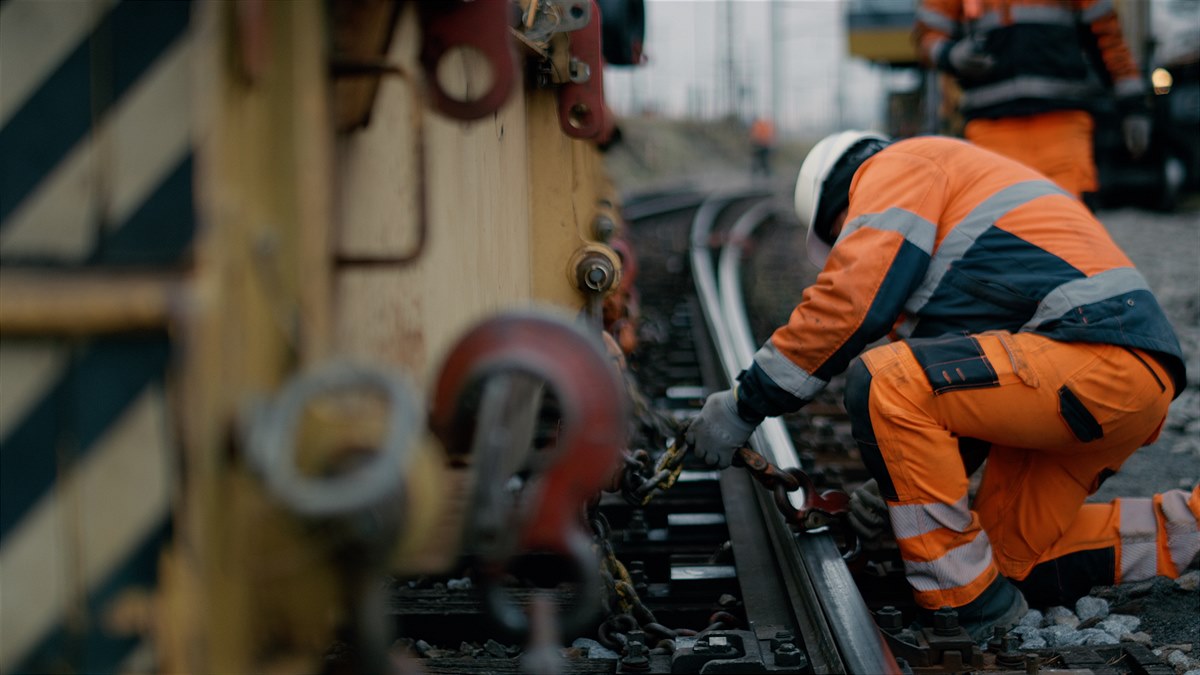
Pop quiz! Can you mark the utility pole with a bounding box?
[771,0,782,130]
[724,0,736,119]
[835,0,846,130]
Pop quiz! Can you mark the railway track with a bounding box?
[373,189,1179,675]
[606,189,897,674]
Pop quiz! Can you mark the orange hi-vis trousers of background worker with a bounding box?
[965,110,1097,200]
[847,331,1200,611]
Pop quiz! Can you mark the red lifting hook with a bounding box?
[430,310,628,640]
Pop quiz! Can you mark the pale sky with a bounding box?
[603,0,891,138]
[601,0,1200,138]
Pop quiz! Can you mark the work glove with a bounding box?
[1122,113,1152,159]
[685,389,758,469]
[944,37,994,80]
[847,479,890,541]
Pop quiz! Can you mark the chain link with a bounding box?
[733,446,801,492]
[619,434,689,506]
[588,508,738,653]
[734,447,855,534]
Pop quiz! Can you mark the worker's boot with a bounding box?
[923,576,1028,643]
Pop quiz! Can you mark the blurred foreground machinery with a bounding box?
[0,0,648,672]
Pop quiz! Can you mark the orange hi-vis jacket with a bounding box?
[735,137,1184,420]
[913,0,1145,120]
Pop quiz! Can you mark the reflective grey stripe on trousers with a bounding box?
[1119,497,1158,581]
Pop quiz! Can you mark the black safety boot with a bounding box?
[923,576,1029,643]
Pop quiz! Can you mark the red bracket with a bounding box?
[557,0,614,141]
[418,0,518,121]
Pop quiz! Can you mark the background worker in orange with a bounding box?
[686,131,1199,641]
[749,116,777,177]
[913,0,1152,201]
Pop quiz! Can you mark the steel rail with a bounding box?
[689,194,803,513]
[620,190,706,222]
[693,193,901,675]
[717,200,806,506]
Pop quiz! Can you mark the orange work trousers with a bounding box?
[851,331,1190,611]
[965,110,1097,199]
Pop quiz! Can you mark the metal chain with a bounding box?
[620,435,857,548]
[588,509,735,654]
[733,446,802,492]
[733,447,853,533]
[619,434,689,506]
[631,436,689,505]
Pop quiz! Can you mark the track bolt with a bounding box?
[876,606,903,634]
[628,559,648,595]
[996,635,1024,668]
[774,641,808,669]
[988,624,1007,652]
[620,631,650,672]
[933,606,960,636]
[624,509,649,542]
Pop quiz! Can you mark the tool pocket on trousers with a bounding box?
[907,335,999,395]
[991,330,1039,388]
[1057,385,1104,442]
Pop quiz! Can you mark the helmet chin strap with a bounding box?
[828,209,849,243]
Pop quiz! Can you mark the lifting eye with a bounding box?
[419,1,517,120]
[248,363,422,519]
[433,45,496,106]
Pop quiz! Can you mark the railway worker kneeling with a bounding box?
[686,131,1200,641]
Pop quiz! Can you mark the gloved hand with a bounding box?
[848,479,890,541]
[685,389,758,469]
[945,36,994,80]
[1122,113,1151,159]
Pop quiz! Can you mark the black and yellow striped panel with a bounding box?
[0,0,195,266]
[0,0,193,671]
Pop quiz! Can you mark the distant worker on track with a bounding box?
[913,0,1152,201]
[686,131,1199,641]
[749,116,776,177]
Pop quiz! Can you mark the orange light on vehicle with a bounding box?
[1152,68,1173,95]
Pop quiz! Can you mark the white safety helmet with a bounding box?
[794,130,889,267]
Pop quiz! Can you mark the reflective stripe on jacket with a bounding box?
[736,137,1185,419]
[913,0,1145,120]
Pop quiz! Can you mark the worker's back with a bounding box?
[845,136,1183,386]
